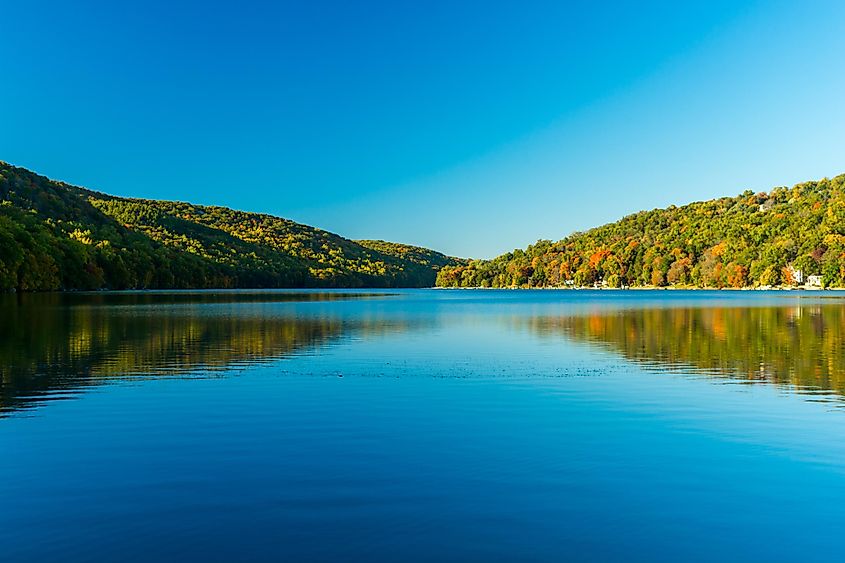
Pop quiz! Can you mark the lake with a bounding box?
[3,289,845,561]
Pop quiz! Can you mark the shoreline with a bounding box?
[4,285,845,294]
[432,285,844,291]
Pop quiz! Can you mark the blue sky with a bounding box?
[2,1,844,258]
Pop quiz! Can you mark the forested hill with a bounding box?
[436,174,845,289]
[0,162,462,291]
[355,239,457,271]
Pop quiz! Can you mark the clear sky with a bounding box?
[2,1,844,258]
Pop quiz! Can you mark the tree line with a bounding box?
[437,174,845,289]
[0,162,460,291]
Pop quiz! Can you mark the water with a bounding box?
[3,289,845,561]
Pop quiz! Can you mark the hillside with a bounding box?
[355,239,458,271]
[436,174,845,289]
[0,162,460,291]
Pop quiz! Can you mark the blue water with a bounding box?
[3,289,845,561]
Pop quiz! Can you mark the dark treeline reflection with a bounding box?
[533,305,845,397]
[5,290,393,308]
[0,292,406,415]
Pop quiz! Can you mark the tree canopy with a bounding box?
[437,174,845,289]
[0,162,461,291]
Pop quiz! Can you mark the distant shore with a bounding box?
[4,285,844,294]
[432,285,843,291]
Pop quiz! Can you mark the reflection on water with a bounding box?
[0,291,409,415]
[6,290,845,561]
[4,290,845,415]
[533,304,845,399]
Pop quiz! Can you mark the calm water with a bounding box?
[3,289,845,561]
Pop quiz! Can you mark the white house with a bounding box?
[806,275,823,288]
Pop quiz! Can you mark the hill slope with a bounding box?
[355,239,458,271]
[0,162,461,291]
[436,174,845,289]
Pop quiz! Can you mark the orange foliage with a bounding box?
[589,249,612,268]
[781,266,796,286]
[709,241,727,257]
[726,263,748,288]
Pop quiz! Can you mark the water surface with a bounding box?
[3,290,845,561]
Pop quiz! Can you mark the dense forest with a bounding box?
[355,239,458,272]
[0,162,461,291]
[437,174,845,289]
